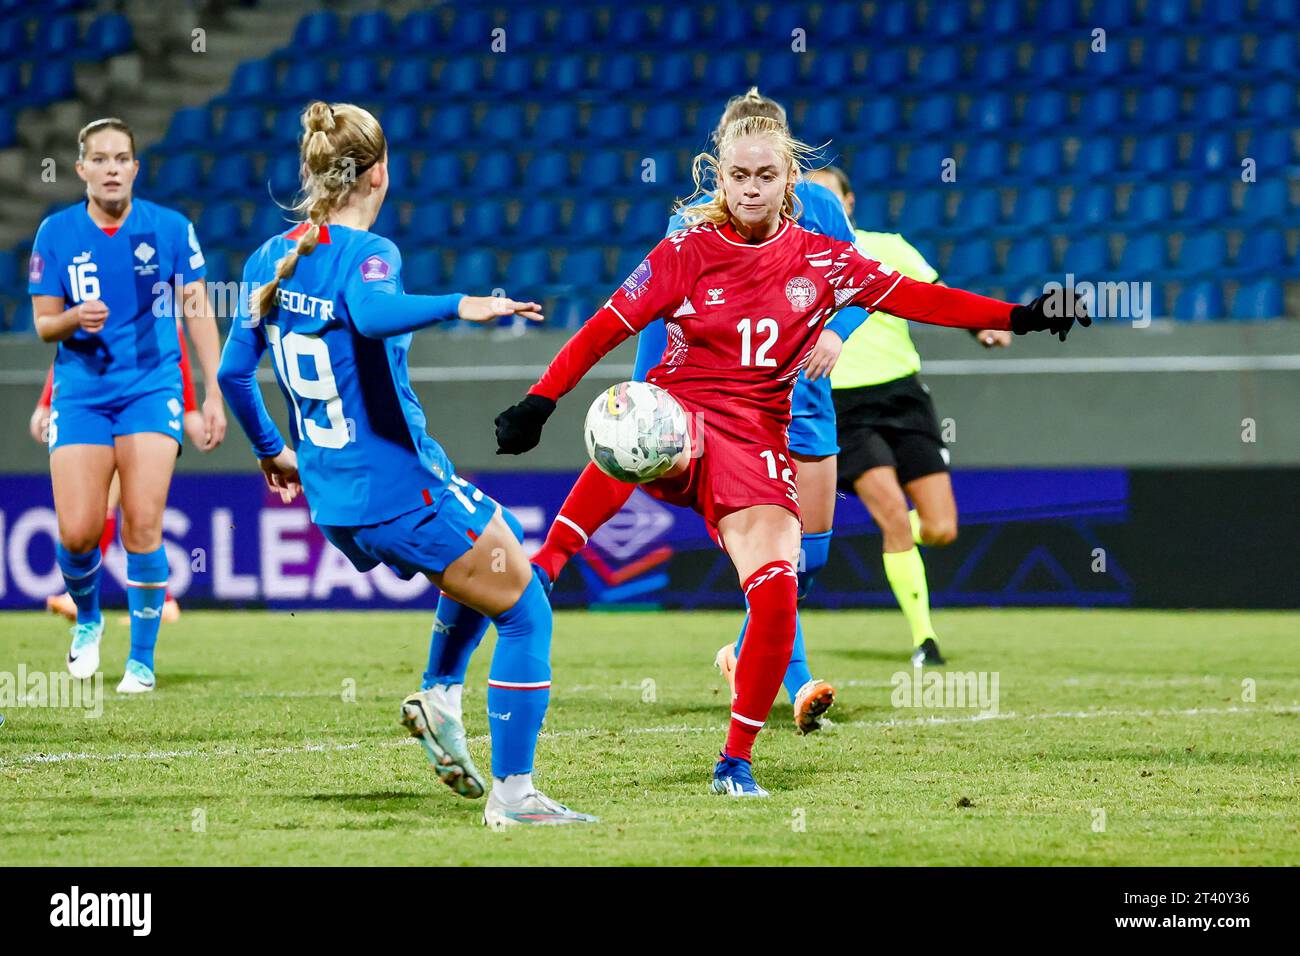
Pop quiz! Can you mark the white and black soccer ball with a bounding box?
[583,381,690,484]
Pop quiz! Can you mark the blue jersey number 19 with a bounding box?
[265,324,350,449]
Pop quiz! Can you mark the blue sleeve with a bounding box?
[798,183,871,340]
[27,218,64,298]
[342,236,463,338]
[174,214,207,285]
[632,318,668,381]
[217,258,284,459]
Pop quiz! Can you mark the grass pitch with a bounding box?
[1,608,1295,866]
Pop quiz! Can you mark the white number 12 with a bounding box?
[737,317,778,367]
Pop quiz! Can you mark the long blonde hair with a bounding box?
[675,115,821,227]
[252,101,387,319]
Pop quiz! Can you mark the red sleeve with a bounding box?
[843,245,1013,331]
[177,323,198,412]
[38,365,53,408]
[529,239,687,402]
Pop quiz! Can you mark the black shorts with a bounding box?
[833,374,950,489]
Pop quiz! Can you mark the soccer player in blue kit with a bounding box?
[530,89,867,733]
[29,117,228,693]
[218,101,595,828]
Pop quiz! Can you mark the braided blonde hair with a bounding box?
[252,101,387,319]
[675,115,821,227]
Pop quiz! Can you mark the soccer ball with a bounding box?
[583,381,690,484]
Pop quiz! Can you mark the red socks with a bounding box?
[725,560,799,762]
[98,511,116,555]
[531,462,635,581]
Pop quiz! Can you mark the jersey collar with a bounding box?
[712,218,791,248]
[285,222,331,243]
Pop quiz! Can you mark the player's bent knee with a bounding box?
[922,519,958,547]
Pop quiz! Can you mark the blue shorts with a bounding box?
[789,374,839,458]
[48,384,184,452]
[320,477,499,580]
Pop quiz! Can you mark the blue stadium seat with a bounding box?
[606,7,650,46]
[869,1,913,39]
[550,54,585,93]
[406,201,453,244]
[570,204,613,242]
[852,192,889,231]
[85,13,132,58]
[864,47,907,87]
[336,58,378,100]
[249,206,291,241]
[427,105,471,143]
[711,51,748,92]
[1003,235,1053,282]
[38,16,79,56]
[478,104,524,142]
[1147,36,1186,76]
[712,4,754,43]
[494,57,533,95]
[1092,0,1133,27]
[370,204,399,239]
[1133,135,1175,177]
[1195,84,1237,124]
[1079,88,1122,128]
[860,98,900,136]
[1199,35,1239,74]
[1143,0,1189,29]
[927,1,968,37]
[395,10,439,51]
[221,108,265,149]
[527,153,569,191]
[1067,184,1113,230]
[641,102,683,142]
[805,99,848,138]
[404,249,443,289]
[916,47,961,87]
[1119,233,1166,274]
[945,239,996,280]
[532,103,579,144]
[418,154,462,193]
[624,199,667,242]
[1126,183,1171,226]
[1194,131,1233,173]
[757,53,795,90]
[447,7,492,47]
[1176,233,1227,275]
[1180,180,1227,225]
[1231,279,1284,319]
[29,61,75,103]
[549,296,590,330]
[510,248,552,288]
[0,19,26,58]
[586,103,629,143]
[290,11,340,55]
[460,203,506,244]
[473,152,515,194]
[652,52,694,92]
[564,247,607,285]
[1062,235,1108,275]
[0,63,18,100]
[388,58,431,98]
[579,150,623,192]
[1020,139,1062,179]
[970,91,1010,131]
[385,153,414,195]
[1136,85,1180,127]
[1173,281,1224,321]
[265,155,300,199]
[1251,82,1295,120]
[440,58,482,97]
[764,6,804,45]
[1233,229,1286,276]
[515,200,560,242]
[911,95,954,134]
[1073,139,1118,179]
[1031,42,1072,83]
[965,140,1006,182]
[451,250,497,288]
[898,190,945,233]
[661,8,694,45]
[162,107,212,151]
[819,2,861,37]
[207,153,255,198]
[599,54,639,93]
[1235,179,1288,224]
[1037,0,1077,30]
[950,189,1000,235]
[1256,33,1296,74]
[347,10,392,49]
[555,8,596,46]
[152,154,202,199]
[903,143,948,183]
[382,104,421,146]
[227,59,274,102]
[278,60,326,104]
[850,143,896,183]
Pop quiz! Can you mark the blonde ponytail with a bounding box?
[252,101,386,321]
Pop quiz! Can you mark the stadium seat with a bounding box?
[586,103,629,144]
[1064,184,1111,231]
[1062,235,1109,275]
[863,47,907,87]
[493,56,533,95]
[1231,279,1284,319]
[335,59,378,100]
[459,203,506,244]
[162,107,212,151]
[1118,233,1167,274]
[385,153,415,195]
[527,153,569,191]
[152,155,203,200]
[29,61,74,103]
[641,102,684,142]
[624,199,668,242]
[278,60,327,104]
[579,151,623,192]
[226,59,273,102]
[1173,233,1226,277]
[1194,84,1238,125]
[1235,179,1288,224]
[250,206,291,241]
[1256,33,1296,75]
[1136,85,1180,127]
[473,152,516,194]
[406,201,453,244]
[478,104,524,142]
[221,108,265,149]
[804,99,848,139]
[550,54,586,93]
[533,104,579,144]
[1037,0,1076,30]
[570,203,614,242]
[1251,82,1295,121]
[207,153,256,199]
[289,11,340,56]
[1178,181,1229,224]
[265,155,301,200]
[0,19,26,58]
[382,104,421,146]
[1173,280,1224,321]
[85,13,132,58]
[1019,140,1062,180]
[427,105,471,143]
[1030,42,1072,84]
[347,11,392,50]
[1146,36,1186,76]
[852,192,890,232]
[965,140,1006,181]
[370,204,399,239]
[903,143,948,184]
[404,250,443,289]
[509,248,552,287]
[395,10,439,52]
[388,58,431,98]
[1078,88,1122,128]
[1072,139,1118,179]
[1199,35,1239,75]
[950,189,1000,235]
[970,92,1010,131]
[599,54,640,94]
[1022,90,1067,129]
[451,249,497,287]
[1004,235,1054,283]
[514,200,561,243]
[606,7,651,46]
[1126,184,1171,226]
[419,154,463,193]
[651,52,694,92]
[945,238,996,281]
[564,247,607,286]
[898,190,945,234]
[860,98,901,136]
[911,95,954,134]
[916,47,961,87]
[37,16,79,57]
[1232,230,1286,276]
[440,58,482,97]
[1133,135,1175,177]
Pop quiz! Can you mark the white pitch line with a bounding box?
[4,704,1295,770]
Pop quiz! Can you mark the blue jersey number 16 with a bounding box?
[265,324,350,449]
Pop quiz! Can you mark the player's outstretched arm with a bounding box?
[348,289,544,338]
[216,316,285,463]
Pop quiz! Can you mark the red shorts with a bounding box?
[642,410,802,536]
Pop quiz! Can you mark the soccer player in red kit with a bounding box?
[496,117,1088,796]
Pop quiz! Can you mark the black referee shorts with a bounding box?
[832,374,950,490]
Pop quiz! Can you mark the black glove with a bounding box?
[494,394,556,455]
[1010,292,1092,342]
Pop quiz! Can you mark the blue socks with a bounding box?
[485,569,553,779]
[126,547,168,671]
[421,593,490,690]
[56,543,102,625]
[735,530,832,700]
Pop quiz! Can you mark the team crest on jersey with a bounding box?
[621,259,652,300]
[784,276,817,310]
[360,255,391,282]
[133,240,158,277]
[28,251,43,283]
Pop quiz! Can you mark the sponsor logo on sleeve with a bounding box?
[621,259,652,300]
[360,255,391,282]
[28,252,44,283]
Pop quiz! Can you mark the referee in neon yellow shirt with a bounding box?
[809,167,1010,666]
